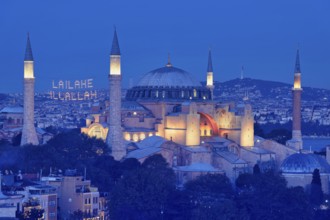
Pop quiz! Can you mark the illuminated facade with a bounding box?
[81,32,300,183]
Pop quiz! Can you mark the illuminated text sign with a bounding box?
[49,79,97,100]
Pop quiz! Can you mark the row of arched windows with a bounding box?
[126,87,211,100]
[124,132,154,142]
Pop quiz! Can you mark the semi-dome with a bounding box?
[126,62,211,101]
[281,153,330,174]
[136,65,202,87]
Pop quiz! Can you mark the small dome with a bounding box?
[281,153,330,174]
[136,65,201,88]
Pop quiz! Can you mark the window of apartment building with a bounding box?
[84,198,92,204]
[93,197,98,204]
[49,201,56,206]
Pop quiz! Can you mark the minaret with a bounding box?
[206,49,214,100]
[287,49,303,150]
[240,65,244,80]
[21,34,39,146]
[107,29,125,160]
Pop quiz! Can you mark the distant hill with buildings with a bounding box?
[213,78,330,103]
[1,78,330,133]
[212,78,330,129]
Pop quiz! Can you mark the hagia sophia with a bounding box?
[20,30,330,192]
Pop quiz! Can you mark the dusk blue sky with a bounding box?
[1,0,330,93]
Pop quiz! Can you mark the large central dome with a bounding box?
[126,62,211,101]
[136,65,202,87]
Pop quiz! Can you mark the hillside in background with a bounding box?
[213,78,330,105]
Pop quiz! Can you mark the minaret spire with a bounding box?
[25,33,34,61]
[111,28,121,56]
[294,49,301,73]
[206,49,214,100]
[207,49,213,72]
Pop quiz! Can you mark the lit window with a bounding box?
[193,89,197,97]
[140,133,146,140]
[133,134,139,142]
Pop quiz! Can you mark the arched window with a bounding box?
[125,133,131,141]
[140,133,146,140]
[193,89,197,97]
[132,134,139,142]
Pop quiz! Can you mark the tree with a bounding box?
[45,125,58,135]
[236,171,312,220]
[26,208,45,220]
[310,168,323,206]
[185,174,237,219]
[120,158,140,173]
[165,189,193,220]
[17,208,44,220]
[253,164,261,174]
[266,128,291,145]
[254,122,265,137]
[110,154,176,220]
[86,155,121,192]
[70,210,84,220]
[280,186,312,220]
[17,198,45,220]
[3,129,119,194]
[236,173,255,189]
[12,132,22,146]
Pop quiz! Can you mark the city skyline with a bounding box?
[1,0,330,93]
[1,2,330,217]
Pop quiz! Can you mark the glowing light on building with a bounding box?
[132,134,139,142]
[110,55,121,75]
[206,72,213,86]
[293,73,301,89]
[140,133,146,140]
[24,61,34,79]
